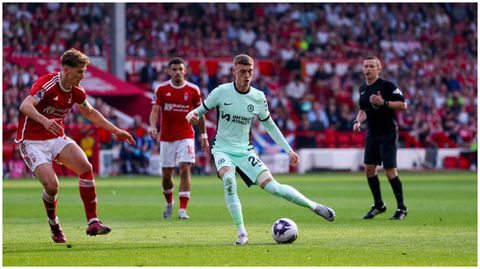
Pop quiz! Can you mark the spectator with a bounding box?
[3,2,477,152]
[284,72,308,105]
[140,59,157,85]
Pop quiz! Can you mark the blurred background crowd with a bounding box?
[3,3,477,177]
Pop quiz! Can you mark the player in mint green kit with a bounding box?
[187,54,335,245]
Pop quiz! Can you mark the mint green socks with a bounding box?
[263,179,316,209]
[223,171,246,234]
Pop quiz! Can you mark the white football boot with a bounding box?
[313,203,336,221]
[178,209,190,219]
[163,203,173,219]
[235,232,248,245]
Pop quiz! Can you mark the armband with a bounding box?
[200,133,208,139]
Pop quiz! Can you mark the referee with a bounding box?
[353,56,408,220]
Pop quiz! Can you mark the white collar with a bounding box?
[58,72,72,92]
[169,80,186,89]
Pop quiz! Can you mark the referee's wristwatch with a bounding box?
[384,100,390,107]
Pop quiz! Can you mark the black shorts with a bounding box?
[364,130,398,168]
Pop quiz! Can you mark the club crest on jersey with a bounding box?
[184,93,189,101]
[247,104,254,112]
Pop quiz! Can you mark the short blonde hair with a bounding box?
[233,54,253,66]
[61,48,90,68]
[363,56,382,69]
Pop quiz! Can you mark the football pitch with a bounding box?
[3,171,477,266]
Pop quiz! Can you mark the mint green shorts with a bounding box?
[212,148,269,187]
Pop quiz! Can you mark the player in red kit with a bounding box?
[16,48,135,243]
[149,57,209,219]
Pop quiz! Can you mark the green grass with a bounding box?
[3,171,477,266]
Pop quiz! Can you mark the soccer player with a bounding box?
[186,54,335,245]
[15,48,135,243]
[149,57,209,219]
[353,56,408,220]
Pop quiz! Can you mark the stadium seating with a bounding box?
[442,156,459,169]
[2,3,476,174]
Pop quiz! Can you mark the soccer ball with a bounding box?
[272,218,298,244]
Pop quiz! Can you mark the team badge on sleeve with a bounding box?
[393,88,403,95]
[34,89,46,101]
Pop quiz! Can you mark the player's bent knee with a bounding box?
[257,170,273,188]
[44,181,59,195]
[75,162,93,176]
[385,169,397,180]
[364,165,376,177]
[218,167,233,178]
[84,162,93,172]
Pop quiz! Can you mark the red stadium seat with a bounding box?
[350,132,365,148]
[442,156,459,169]
[399,132,422,148]
[458,156,470,170]
[335,132,350,148]
[432,132,456,148]
[315,132,327,148]
[325,129,336,148]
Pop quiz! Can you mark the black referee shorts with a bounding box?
[364,130,398,168]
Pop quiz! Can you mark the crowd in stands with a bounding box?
[3,3,110,57]
[3,3,477,177]
[125,3,476,149]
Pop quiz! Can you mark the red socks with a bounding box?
[179,191,190,210]
[164,189,190,210]
[79,171,97,220]
[163,188,174,204]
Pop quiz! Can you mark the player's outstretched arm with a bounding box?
[260,116,294,155]
[19,96,63,136]
[78,99,135,145]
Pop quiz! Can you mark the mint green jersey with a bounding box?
[195,82,270,154]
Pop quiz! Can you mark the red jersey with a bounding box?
[153,80,201,142]
[16,72,87,142]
